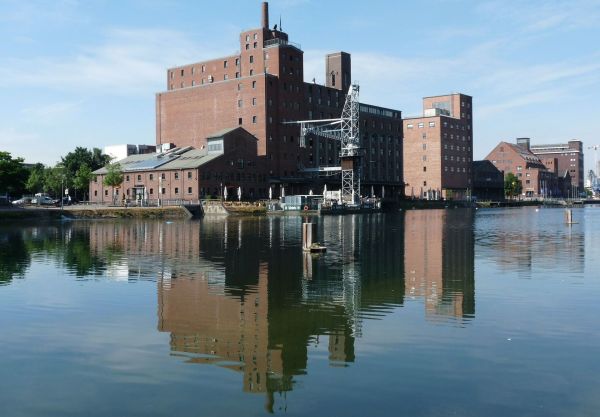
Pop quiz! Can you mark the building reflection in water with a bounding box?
[2,211,476,411]
[404,209,475,321]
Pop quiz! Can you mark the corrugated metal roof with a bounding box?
[206,126,240,139]
[93,147,222,174]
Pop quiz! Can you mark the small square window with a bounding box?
[252,116,257,124]
[239,117,243,125]
[187,187,192,194]
[174,173,179,179]
[187,171,192,179]
[174,187,179,194]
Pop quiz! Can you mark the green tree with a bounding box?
[73,164,95,201]
[43,166,66,198]
[504,172,522,199]
[0,151,28,197]
[103,163,123,204]
[61,147,110,198]
[25,163,46,194]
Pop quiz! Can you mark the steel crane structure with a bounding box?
[289,84,362,205]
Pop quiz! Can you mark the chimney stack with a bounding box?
[262,2,269,29]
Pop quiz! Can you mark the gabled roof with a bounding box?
[93,147,222,174]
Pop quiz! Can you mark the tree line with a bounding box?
[0,147,112,201]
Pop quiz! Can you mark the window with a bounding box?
[252,97,256,106]
[161,173,165,180]
[238,117,243,125]
[161,188,166,194]
[252,81,256,88]
[423,166,427,172]
[422,155,427,161]
[174,173,179,179]
[224,60,228,68]
[423,181,427,186]
[249,69,254,76]
[418,122,424,128]
[429,121,436,127]
[423,143,427,150]
[407,124,413,129]
[187,187,192,194]
[149,188,154,195]
[235,58,239,66]
[126,175,130,181]
[137,175,141,181]
[180,69,184,76]
[235,72,239,78]
[191,80,195,86]
[201,65,205,72]
[252,116,257,124]
[149,174,154,180]
[187,171,192,179]
[238,99,243,108]
[249,55,254,63]
[253,42,257,48]
[174,187,179,194]
[245,43,249,50]
[224,74,228,80]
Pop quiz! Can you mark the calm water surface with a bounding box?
[1,207,599,416]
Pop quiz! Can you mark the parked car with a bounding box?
[12,197,34,205]
[32,196,58,206]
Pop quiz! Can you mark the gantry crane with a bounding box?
[288,84,362,205]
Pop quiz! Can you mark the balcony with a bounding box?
[264,38,301,50]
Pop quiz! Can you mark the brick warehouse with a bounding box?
[90,127,267,203]
[155,2,404,199]
[403,94,473,200]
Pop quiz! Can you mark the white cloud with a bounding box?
[21,101,83,123]
[0,27,238,96]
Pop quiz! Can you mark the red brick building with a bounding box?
[530,140,584,196]
[485,140,560,198]
[90,127,266,203]
[156,2,404,198]
[402,93,473,200]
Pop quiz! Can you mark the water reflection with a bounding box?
[0,211,477,411]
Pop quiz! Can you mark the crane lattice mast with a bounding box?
[293,84,362,205]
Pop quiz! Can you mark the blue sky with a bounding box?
[1,0,599,171]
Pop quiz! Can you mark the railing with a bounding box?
[264,38,301,49]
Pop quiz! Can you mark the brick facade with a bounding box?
[403,94,473,200]
[155,3,404,198]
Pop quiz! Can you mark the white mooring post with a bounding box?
[302,222,315,252]
[565,209,575,224]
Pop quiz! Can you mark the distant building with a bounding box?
[90,127,266,203]
[529,140,584,195]
[103,144,157,162]
[472,160,504,201]
[485,140,565,198]
[402,93,473,200]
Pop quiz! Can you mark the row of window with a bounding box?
[443,166,470,173]
[406,121,436,129]
[443,155,471,163]
[124,172,194,182]
[97,187,194,197]
[443,144,471,151]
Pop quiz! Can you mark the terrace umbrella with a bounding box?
[371,185,375,198]
[223,186,228,201]
[281,185,285,198]
[237,186,242,201]
[382,185,385,199]
[323,184,327,196]
[269,186,272,200]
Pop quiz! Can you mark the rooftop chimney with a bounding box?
[262,2,269,29]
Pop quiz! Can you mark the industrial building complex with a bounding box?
[89,2,586,204]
